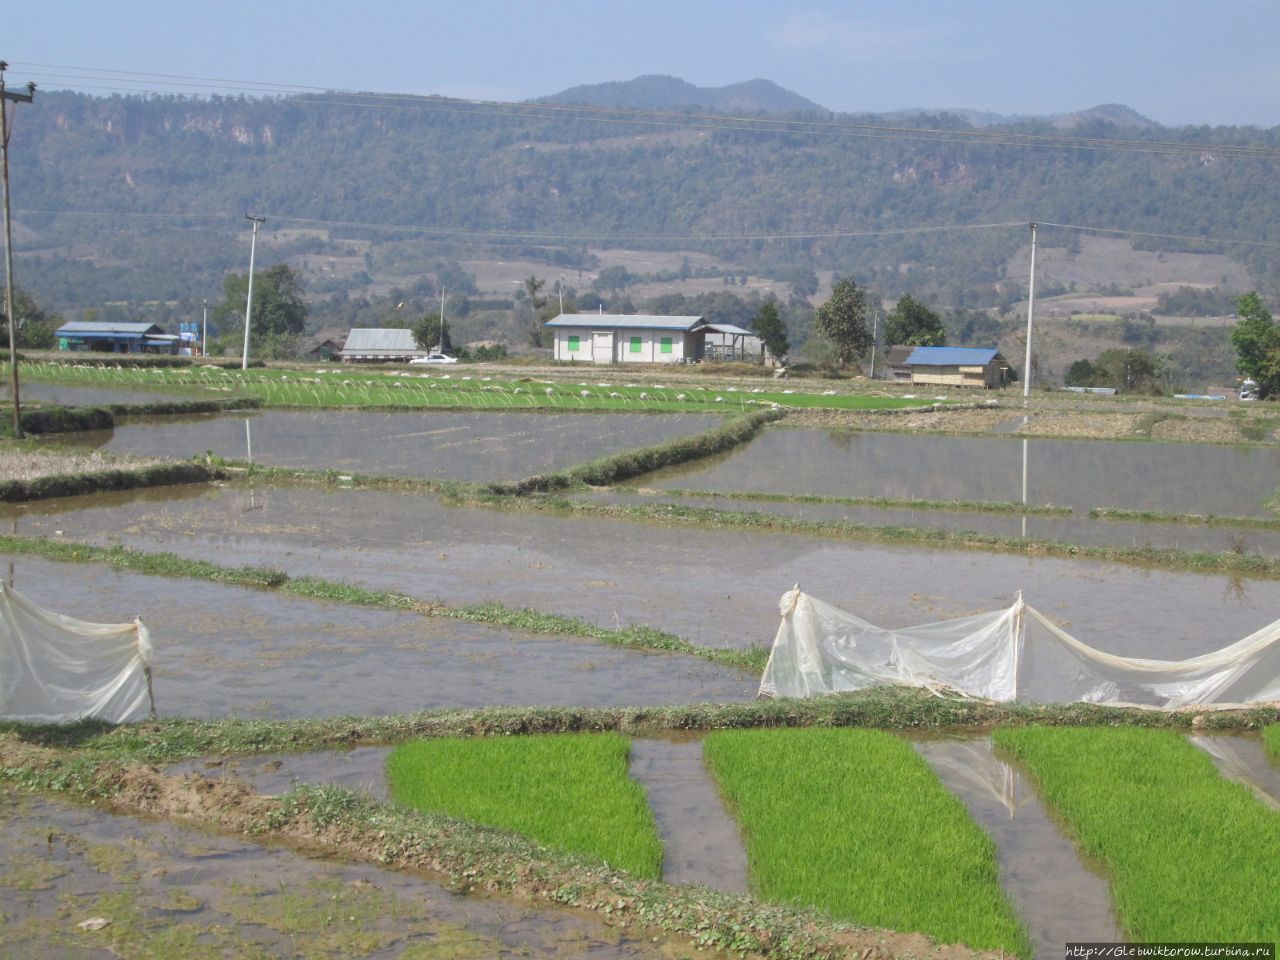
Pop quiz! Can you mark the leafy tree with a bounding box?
[1085,347,1167,394]
[213,264,307,351]
[1230,292,1280,397]
[0,287,59,349]
[592,265,633,296]
[814,277,872,368]
[411,312,452,352]
[884,295,946,347]
[751,297,789,360]
[786,266,819,299]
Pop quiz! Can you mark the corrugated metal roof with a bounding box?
[341,328,420,352]
[56,321,163,336]
[703,323,757,337]
[544,314,705,331]
[905,347,1001,366]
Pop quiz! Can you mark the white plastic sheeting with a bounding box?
[0,583,154,724]
[759,588,1280,709]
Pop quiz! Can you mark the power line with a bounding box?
[18,206,1280,251]
[13,60,1280,161]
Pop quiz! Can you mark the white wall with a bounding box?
[554,328,685,363]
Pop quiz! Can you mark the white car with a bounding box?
[410,352,458,365]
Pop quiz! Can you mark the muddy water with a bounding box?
[916,738,1123,956]
[629,739,750,895]
[2,382,194,405]
[641,427,1280,517]
[1190,735,1280,810]
[0,790,708,959]
[57,409,721,481]
[581,490,1280,558]
[0,556,755,719]
[166,747,395,802]
[9,484,1280,660]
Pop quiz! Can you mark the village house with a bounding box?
[544,314,707,364]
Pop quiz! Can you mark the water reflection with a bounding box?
[917,737,1124,954]
[57,409,722,483]
[645,427,1280,517]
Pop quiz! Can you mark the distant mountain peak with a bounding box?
[536,75,826,115]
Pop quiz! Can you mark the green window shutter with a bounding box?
[660,337,673,354]
[630,336,642,353]
[568,335,580,351]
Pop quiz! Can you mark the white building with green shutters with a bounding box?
[544,314,707,364]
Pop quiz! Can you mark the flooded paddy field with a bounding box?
[579,491,1280,558]
[3,381,198,406]
[0,790,700,960]
[640,427,1280,517]
[55,409,722,482]
[8,484,1280,660]
[165,729,1280,957]
[0,555,756,719]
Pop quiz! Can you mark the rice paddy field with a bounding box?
[703,728,1030,956]
[994,727,1280,942]
[4,357,1280,959]
[388,733,663,879]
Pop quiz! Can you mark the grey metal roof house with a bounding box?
[55,321,179,354]
[544,314,707,364]
[338,328,424,363]
[904,346,1009,388]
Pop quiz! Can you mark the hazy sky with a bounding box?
[8,0,1279,126]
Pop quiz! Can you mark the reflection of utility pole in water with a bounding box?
[7,517,14,587]
[1020,435,1029,539]
[244,418,259,511]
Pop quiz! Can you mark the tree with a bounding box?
[884,295,946,347]
[751,297,789,361]
[1230,292,1280,397]
[813,277,871,368]
[411,313,451,352]
[785,266,819,299]
[0,287,58,349]
[213,264,308,355]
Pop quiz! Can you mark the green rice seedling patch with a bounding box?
[15,359,946,414]
[995,726,1280,941]
[1265,724,1280,760]
[388,732,662,878]
[703,728,1029,955]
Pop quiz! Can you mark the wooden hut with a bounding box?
[905,347,1009,389]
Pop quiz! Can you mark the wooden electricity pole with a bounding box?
[1,61,36,438]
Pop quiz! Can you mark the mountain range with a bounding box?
[537,75,1160,129]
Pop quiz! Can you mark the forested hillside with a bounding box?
[8,89,1280,339]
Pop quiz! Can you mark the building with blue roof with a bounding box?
[903,346,1010,388]
[54,321,180,355]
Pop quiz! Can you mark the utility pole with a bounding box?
[438,286,446,351]
[201,298,208,356]
[1,62,36,439]
[240,214,265,370]
[1022,222,1038,400]
[558,274,565,315]
[869,308,880,380]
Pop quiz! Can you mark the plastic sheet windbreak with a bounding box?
[0,583,153,724]
[760,588,1280,710]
